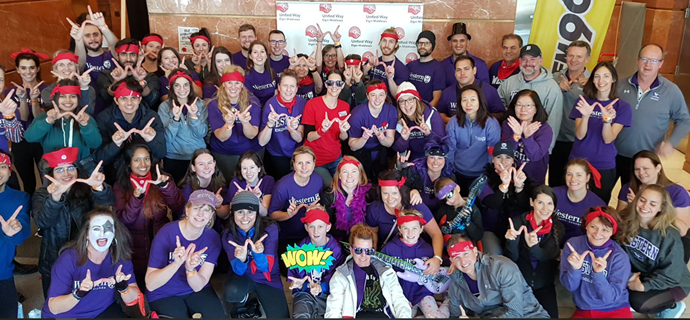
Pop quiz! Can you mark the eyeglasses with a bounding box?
[398,98,417,105]
[54,166,77,174]
[516,104,535,110]
[269,40,286,45]
[325,80,345,87]
[324,54,337,59]
[416,41,432,47]
[639,57,663,65]
[352,247,375,255]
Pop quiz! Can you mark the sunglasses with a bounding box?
[444,191,454,200]
[352,247,375,255]
[325,80,345,87]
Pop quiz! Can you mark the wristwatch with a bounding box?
[139,80,147,86]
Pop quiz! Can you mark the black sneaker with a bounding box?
[13,260,38,274]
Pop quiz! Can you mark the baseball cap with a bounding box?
[189,189,217,208]
[520,44,542,58]
[492,141,515,157]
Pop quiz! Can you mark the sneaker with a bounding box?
[657,301,686,318]
[13,260,38,274]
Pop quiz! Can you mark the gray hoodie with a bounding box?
[498,67,563,152]
[448,253,550,318]
[552,68,590,143]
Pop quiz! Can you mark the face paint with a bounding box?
[88,215,115,252]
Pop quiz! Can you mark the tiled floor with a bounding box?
[13,150,690,318]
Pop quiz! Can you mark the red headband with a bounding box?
[52,52,78,65]
[585,207,618,234]
[378,176,406,189]
[0,153,11,169]
[221,71,245,83]
[448,241,475,258]
[585,161,602,189]
[142,35,164,46]
[381,32,399,40]
[190,35,211,46]
[367,82,387,94]
[345,59,362,66]
[397,214,426,226]
[50,84,82,98]
[169,71,193,86]
[11,48,49,60]
[115,44,139,54]
[113,82,142,99]
[300,209,331,225]
[337,158,361,171]
[395,89,421,102]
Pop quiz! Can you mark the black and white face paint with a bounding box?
[89,216,115,252]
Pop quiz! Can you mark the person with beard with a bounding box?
[488,34,523,89]
[442,23,490,88]
[233,24,257,68]
[498,45,563,152]
[140,33,164,74]
[268,30,290,75]
[363,27,409,99]
[96,39,160,111]
[70,6,118,95]
[406,30,444,107]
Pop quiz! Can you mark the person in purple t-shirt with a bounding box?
[380,209,450,317]
[570,61,632,203]
[228,151,275,217]
[70,6,118,89]
[442,22,490,88]
[201,46,233,104]
[407,30,444,106]
[177,149,229,222]
[268,30,290,75]
[363,27,409,98]
[290,52,323,101]
[43,209,141,318]
[156,47,202,101]
[233,24,257,69]
[245,41,277,106]
[392,82,446,162]
[223,191,290,318]
[554,159,606,245]
[258,69,306,179]
[145,190,226,318]
[207,65,262,180]
[501,89,553,186]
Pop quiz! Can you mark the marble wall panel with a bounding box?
[642,8,684,74]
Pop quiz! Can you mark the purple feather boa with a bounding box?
[332,182,372,232]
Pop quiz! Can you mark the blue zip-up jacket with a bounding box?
[446,115,500,177]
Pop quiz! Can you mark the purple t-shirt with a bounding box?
[287,235,345,294]
[296,82,316,101]
[437,81,505,118]
[270,55,290,75]
[85,51,115,89]
[159,72,200,96]
[244,69,276,106]
[348,102,398,150]
[569,98,633,170]
[553,186,606,244]
[392,102,446,161]
[232,51,248,69]
[146,220,221,302]
[380,236,434,305]
[5,83,49,129]
[368,57,409,97]
[442,52,490,88]
[618,183,690,209]
[406,59,445,102]
[227,175,275,204]
[207,95,262,155]
[365,201,434,244]
[43,248,136,318]
[501,121,553,186]
[269,172,323,240]
[202,83,218,99]
[260,96,307,157]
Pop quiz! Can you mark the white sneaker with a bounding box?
[657,301,686,318]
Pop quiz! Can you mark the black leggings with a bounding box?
[591,167,616,204]
[629,287,687,314]
[532,284,559,318]
[224,273,289,318]
[149,286,226,318]
[0,277,17,318]
[96,301,130,318]
[12,140,43,195]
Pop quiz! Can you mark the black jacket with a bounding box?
[96,71,159,111]
[94,105,166,165]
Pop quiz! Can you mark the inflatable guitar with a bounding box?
[441,175,487,234]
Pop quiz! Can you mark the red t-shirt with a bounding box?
[303,97,350,166]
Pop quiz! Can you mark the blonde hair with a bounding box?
[397,99,425,126]
[397,209,425,228]
[331,156,368,192]
[217,65,250,115]
[618,184,677,245]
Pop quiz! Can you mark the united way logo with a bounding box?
[405,52,418,63]
[319,3,332,13]
[276,2,289,12]
[363,4,376,14]
[395,27,406,40]
[362,51,374,63]
[305,25,318,38]
[408,5,421,15]
[349,26,361,39]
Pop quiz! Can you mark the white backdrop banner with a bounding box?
[276,2,424,63]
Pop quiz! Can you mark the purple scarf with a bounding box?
[333,182,372,232]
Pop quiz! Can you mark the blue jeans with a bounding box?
[318,156,342,176]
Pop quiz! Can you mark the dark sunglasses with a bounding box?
[352,247,375,255]
[444,191,454,200]
[325,80,345,87]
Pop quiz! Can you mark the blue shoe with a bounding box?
[657,301,686,318]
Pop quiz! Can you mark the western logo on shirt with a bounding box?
[74,277,116,291]
[555,209,582,226]
[580,260,609,282]
[475,136,486,142]
[168,251,209,266]
[510,90,519,100]
[626,235,660,261]
[651,92,660,101]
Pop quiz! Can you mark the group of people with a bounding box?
[1,5,690,319]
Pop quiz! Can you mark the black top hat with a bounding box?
[447,22,472,41]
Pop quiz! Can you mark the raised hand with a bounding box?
[227,239,249,262]
[10,83,26,99]
[247,234,268,254]
[29,81,44,100]
[131,57,148,82]
[410,189,423,206]
[185,243,208,271]
[575,95,595,118]
[396,151,411,168]
[79,269,94,294]
[330,25,341,42]
[222,107,236,127]
[566,242,590,270]
[67,17,85,41]
[385,64,395,79]
[498,163,512,185]
[112,122,136,147]
[145,164,169,187]
[76,160,105,187]
[627,188,636,203]
[353,65,363,83]
[110,59,128,82]
[335,114,351,133]
[590,250,612,273]
[523,121,541,139]
[247,179,264,199]
[523,225,542,247]
[87,5,107,29]
[321,112,335,132]
[288,275,310,290]
[0,206,23,237]
[205,46,215,63]
[114,264,132,286]
[505,217,525,241]
[558,74,573,92]
[70,105,91,127]
[172,101,183,121]
[237,105,253,124]
[306,51,317,69]
[374,125,386,141]
[287,115,302,131]
[173,236,191,266]
[506,116,523,139]
[512,162,527,187]
[600,99,619,119]
[137,117,157,142]
[360,125,375,140]
[191,51,202,67]
[458,304,468,318]
[315,23,328,42]
[368,51,381,68]
[308,277,322,296]
[343,67,352,84]
[418,122,431,136]
[0,90,18,117]
[289,49,299,68]
[399,121,412,140]
[130,177,148,198]
[45,174,76,197]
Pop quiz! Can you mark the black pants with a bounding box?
[683,233,690,264]
[12,140,43,195]
[548,141,572,187]
[163,158,190,185]
[533,284,559,318]
[615,155,633,187]
[630,287,687,314]
[96,301,130,318]
[149,286,226,318]
[41,270,51,299]
[224,273,289,318]
[591,167,616,204]
[265,153,292,181]
[0,277,17,318]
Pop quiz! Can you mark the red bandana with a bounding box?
[189,35,210,46]
[366,82,387,94]
[448,241,475,258]
[221,71,245,83]
[52,52,79,65]
[11,48,49,60]
[169,71,193,86]
[526,211,552,236]
[115,44,139,54]
[142,35,164,46]
[378,176,406,189]
[498,60,520,79]
[380,32,399,40]
[50,84,81,98]
[337,158,361,171]
[584,207,618,234]
[0,153,10,169]
[130,172,151,196]
[113,82,142,99]
[345,59,361,66]
[277,93,297,114]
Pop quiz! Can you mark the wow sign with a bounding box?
[281,243,336,273]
